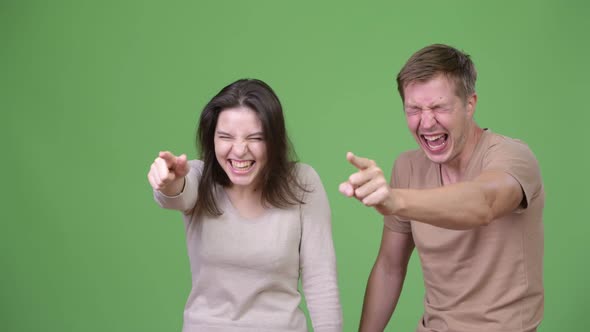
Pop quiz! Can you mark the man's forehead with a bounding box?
[405,74,456,89]
[404,76,458,104]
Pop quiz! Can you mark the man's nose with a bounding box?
[420,110,436,129]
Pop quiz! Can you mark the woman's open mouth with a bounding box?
[229,159,255,172]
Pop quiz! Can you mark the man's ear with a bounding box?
[466,93,477,116]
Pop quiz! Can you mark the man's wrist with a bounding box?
[387,188,403,215]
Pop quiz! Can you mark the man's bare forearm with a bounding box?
[390,182,492,230]
[359,259,408,331]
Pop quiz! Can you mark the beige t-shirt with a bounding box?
[385,130,544,332]
[154,161,342,332]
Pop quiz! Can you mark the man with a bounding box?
[340,44,544,332]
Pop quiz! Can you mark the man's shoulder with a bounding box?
[482,130,537,159]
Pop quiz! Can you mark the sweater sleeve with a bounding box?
[153,160,203,214]
[298,164,343,332]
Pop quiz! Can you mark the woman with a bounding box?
[147,79,342,332]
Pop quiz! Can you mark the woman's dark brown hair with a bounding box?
[194,78,307,216]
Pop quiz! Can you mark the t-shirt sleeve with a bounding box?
[482,138,542,212]
[298,164,343,332]
[384,153,413,233]
[152,160,203,214]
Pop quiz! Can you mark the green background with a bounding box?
[2,0,588,331]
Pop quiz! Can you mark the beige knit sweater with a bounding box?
[154,160,342,332]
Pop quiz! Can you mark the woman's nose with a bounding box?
[232,141,248,156]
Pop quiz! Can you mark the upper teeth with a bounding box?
[232,160,253,168]
[424,134,444,141]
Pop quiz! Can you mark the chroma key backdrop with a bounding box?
[2,1,588,331]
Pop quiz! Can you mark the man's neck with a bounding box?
[441,125,484,183]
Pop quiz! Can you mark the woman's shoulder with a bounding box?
[293,162,317,176]
[292,162,323,187]
[293,161,311,171]
[188,159,205,172]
